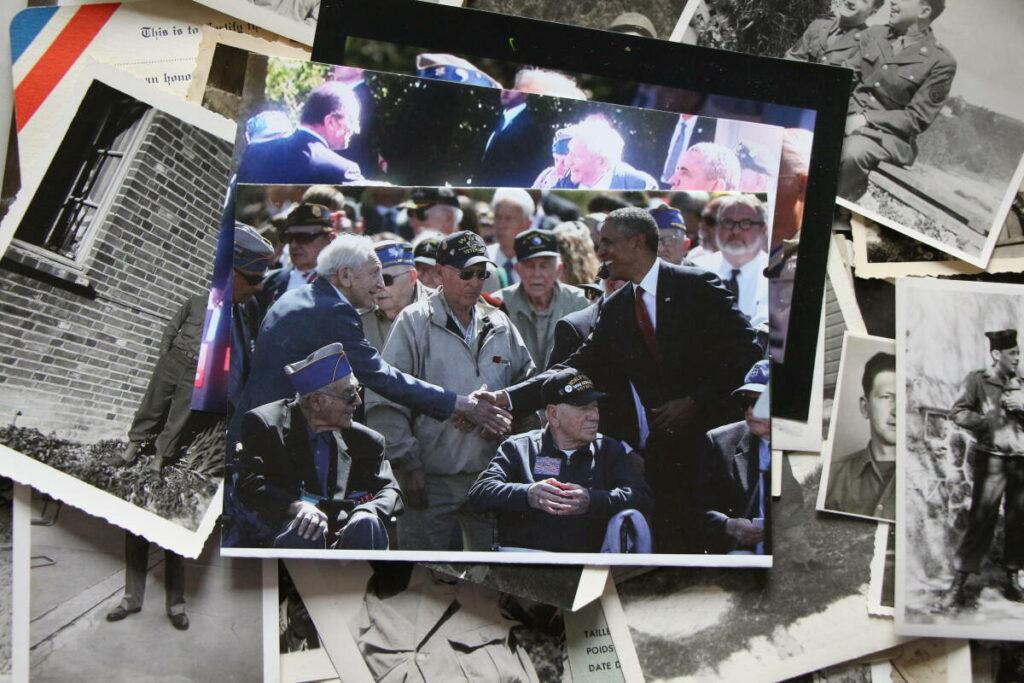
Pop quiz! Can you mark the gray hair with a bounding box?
[316,232,377,277]
[571,117,624,165]
[425,203,464,227]
[716,193,768,226]
[513,69,586,100]
[491,188,535,221]
[688,142,741,190]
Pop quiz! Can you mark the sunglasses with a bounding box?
[234,268,262,286]
[382,270,412,287]
[446,266,490,281]
[281,231,326,245]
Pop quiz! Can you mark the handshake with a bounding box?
[452,385,513,437]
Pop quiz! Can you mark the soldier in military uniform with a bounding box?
[785,0,885,69]
[837,0,956,201]
[945,329,1024,607]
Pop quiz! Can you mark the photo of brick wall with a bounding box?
[0,78,233,530]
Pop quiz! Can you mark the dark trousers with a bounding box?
[121,531,186,615]
[273,512,389,550]
[955,452,1024,573]
[837,133,890,202]
[127,349,197,463]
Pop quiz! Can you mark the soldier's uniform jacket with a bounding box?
[847,25,956,166]
[951,368,1024,456]
[785,17,868,70]
[496,280,589,369]
[161,294,207,361]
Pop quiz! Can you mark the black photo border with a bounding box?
[313,0,852,421]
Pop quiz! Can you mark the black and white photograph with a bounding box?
[465,0,688,40]
[22,489,262,682]
[0,479,11,680]
[869,521,896,616]
[223,183,773,566]
[684,0,1024,268]
[897,277,1024,640]
[341,562,588,682]
[190,0,319,45]
[610,454,901,682]
[0,63,234,557]
[851,178,1024,278]
[273,560,343,683]
[818,333,897,523]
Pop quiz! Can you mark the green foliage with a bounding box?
[696,0,833,57]
[266,58,332,119]
[0,425,218,530]
[470,0,684,36]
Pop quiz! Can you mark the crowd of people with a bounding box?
[237,59,778,195]
[224,182,785,556]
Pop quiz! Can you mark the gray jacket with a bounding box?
[497,280,588,369]
[366,291,535,475]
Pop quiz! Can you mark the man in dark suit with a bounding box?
[480,207,761,552]
[476,81,551,188]
[231,233,511,442]
[236,81,365,185]
[659,115,718,187]
[236,343,402,549]
[695,360,771,555]
[256,203,336,315]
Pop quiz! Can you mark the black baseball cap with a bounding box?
[542,368,606,407]
[413,236,440,265]
[514,228,559,261]
[285,203,333,230]
[402,187,460,211]
[436,231,494,269]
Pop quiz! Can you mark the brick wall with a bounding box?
[0,110,232,442]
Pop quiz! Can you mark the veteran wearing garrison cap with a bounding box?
[231,223,277,411]
[360,240,433,352]
[837,0,956,201]
[946,328,1024,607]
[468,369,653,553]
[650,205,692,266]
[235,343,402,549]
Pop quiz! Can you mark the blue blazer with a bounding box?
[236,129,365,185]
[231,278,456,437]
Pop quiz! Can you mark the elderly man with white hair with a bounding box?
[486,188,535,289]
[229,233,512,443]
[692,194,769,328]
[556,117,658,191]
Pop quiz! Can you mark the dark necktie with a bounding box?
[726,268,740,300]
[634,287,657,358]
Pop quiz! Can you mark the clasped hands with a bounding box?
[527,478,591,516]
[452,384,512,438]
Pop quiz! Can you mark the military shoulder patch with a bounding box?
[929,82,950,104]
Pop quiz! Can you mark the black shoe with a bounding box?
[106,605,140,622]
[169,612,189,630]
[1003,571,1024,602]
[942,571,969,609]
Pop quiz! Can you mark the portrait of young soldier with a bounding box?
[823,349,897,522]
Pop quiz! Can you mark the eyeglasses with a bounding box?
[382,270,412,287]
[719,219,764,232]
[658,233,686,246]
[446,266,490,281]
[281,231,326,245]
[320,388,361,405]
[234,268,262,286]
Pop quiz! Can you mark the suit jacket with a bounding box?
[231,277,456,439]
[255,266,293,317]
[236,399,402,535]
[847,25,956,166]
[507,261,761,432]
[477,107,551,188]
[236,128,365,185]
[695,421,768,554]
[553,162,659,191]
[549,300,637,445]
[785,17,867,70]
